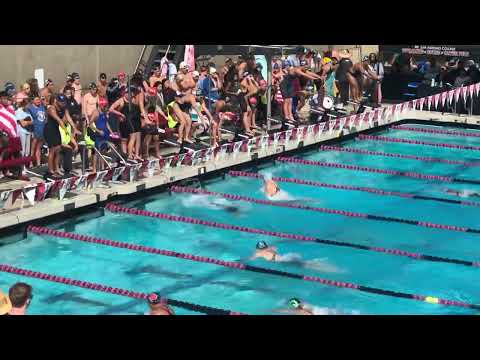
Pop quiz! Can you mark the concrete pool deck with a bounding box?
[1,107,480,232]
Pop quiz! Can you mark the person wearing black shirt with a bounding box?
[335,50,353,107]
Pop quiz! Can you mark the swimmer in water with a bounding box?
[251,241,279,261]
[444,188,480,198]
[264,178,281,198]
[250,241,342,273]
[146,292,175,315]
[275,298,315,315]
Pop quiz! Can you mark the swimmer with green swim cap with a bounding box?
[274,298,315,315]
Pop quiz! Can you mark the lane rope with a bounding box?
[391,125,480,138]
[104,203,480,269]
[358,134,480,152]
[26,225,480,311]
[277,156,480,185]
[170,186,480,235]
[228,170,480,208]
[0,263,244,315]
[319,145,480,167]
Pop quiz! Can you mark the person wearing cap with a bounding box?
[60,74,74,94]
[82,82,99,126]
[146,293,175,315]
[287,46,306,68]
[43,93,76,179]
[335,50,354,108]
[27,95,47,166]
[109,86,144,161]
[40,79,55,105]
[238,70,259,136]
[97,73,108,98]
[274,298,315,315]
[88,97,118,172]
[0,289,12,316]
[71,72,83,104]
[8,283,33,315]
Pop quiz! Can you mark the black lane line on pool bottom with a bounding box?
[0,263,244,315]
[170,186,480,236]
[228,170,480,208]
[102,204,480,311]
[103,203,480,269]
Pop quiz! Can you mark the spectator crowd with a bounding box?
[0,46,398,184]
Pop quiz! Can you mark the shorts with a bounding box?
[43,120,61,148]
[34,125,45,141]
[119,119,132,139]
[142,125,159,135]
[238,93,248,113]
[280,78,295,99]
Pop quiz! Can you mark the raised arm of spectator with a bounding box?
[294,68,319,80]
[109,98,125,120]
[47,106,67,131]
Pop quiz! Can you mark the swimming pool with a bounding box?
[2,121,480,315]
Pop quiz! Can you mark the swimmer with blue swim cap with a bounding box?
[251,241,279,261]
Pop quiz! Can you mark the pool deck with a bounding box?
[1,108,480,232]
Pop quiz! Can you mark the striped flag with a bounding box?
[23,185,37,206]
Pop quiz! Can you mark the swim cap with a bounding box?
[71,72,80,80]
[322,57,332,65]
[147,292,162,305]
[288,298,302,309]
[88,82,97,90]
[300,59,308,67]
[256,241,268,250]
[98,97,109,107]
[249,97,257,105]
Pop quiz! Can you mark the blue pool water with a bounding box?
[2,123,480,315]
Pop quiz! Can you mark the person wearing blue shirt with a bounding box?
[27,95,47,166]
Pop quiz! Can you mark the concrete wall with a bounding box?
[0,45,144,90]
